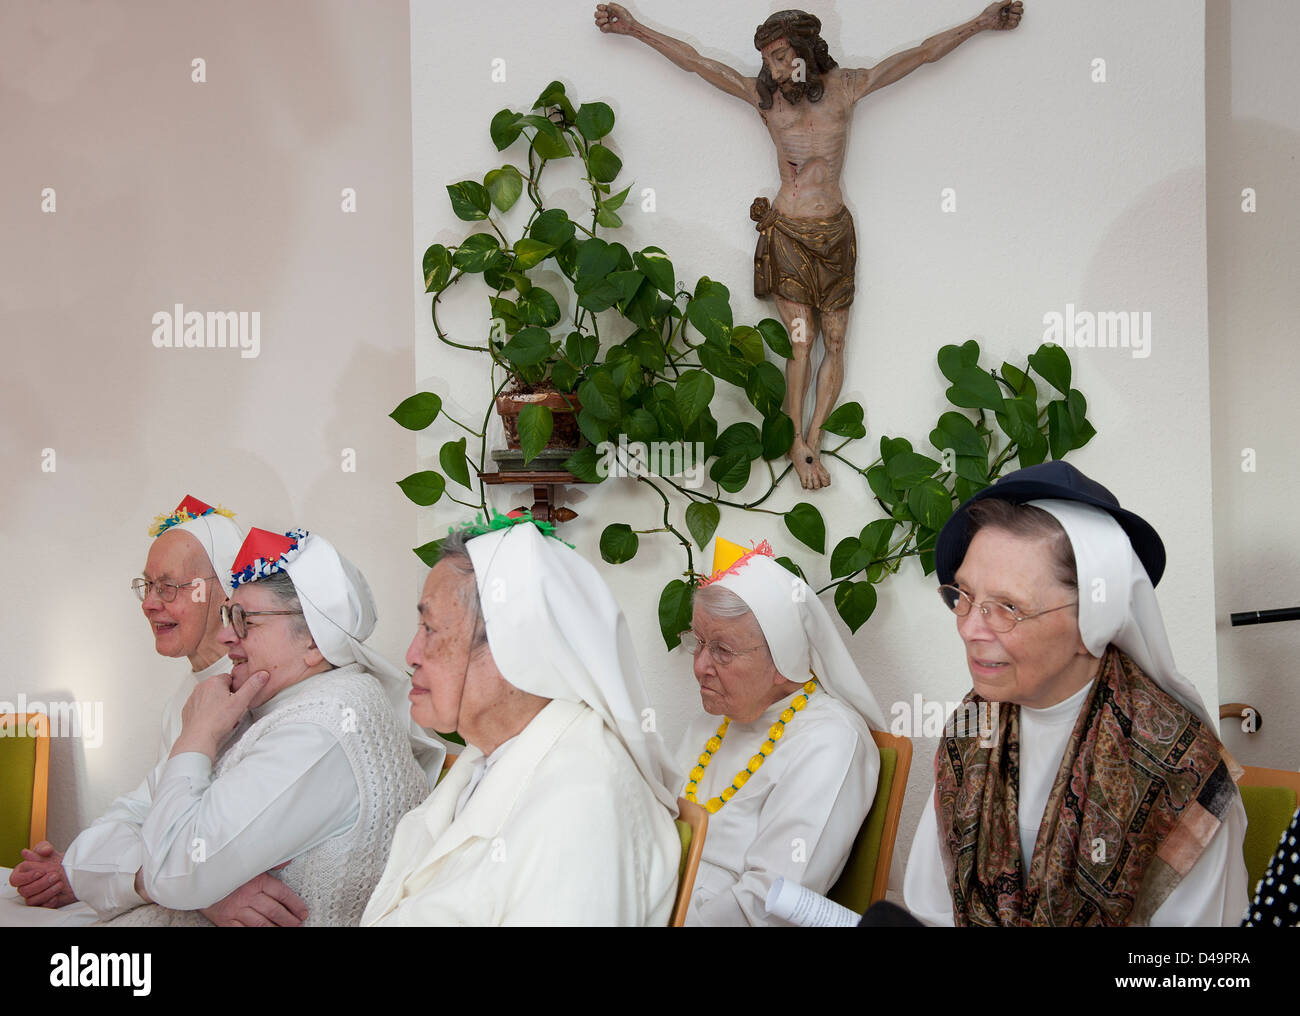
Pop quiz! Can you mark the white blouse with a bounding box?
[676,687,879,926]
[135,675,359,910]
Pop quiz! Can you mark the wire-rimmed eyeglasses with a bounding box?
[937,584,1077,633]
[220,603,304,639]
[679,630,765,668]
[132,576,217,603]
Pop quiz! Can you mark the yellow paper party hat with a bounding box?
[711,536,748,575]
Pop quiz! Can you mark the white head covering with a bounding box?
[149,496,244,598]
[172,515,243,598]
[1029,499,1216,730]
[232,527,448,782]
[464,521,681,814]
[705,546,887,731]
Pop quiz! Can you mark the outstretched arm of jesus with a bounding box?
[595,3,756,106]
[851,1,1023,101]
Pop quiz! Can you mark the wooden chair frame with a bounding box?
[865,729,913,904]
[670,796,708,927]
[1238,764,1300,794]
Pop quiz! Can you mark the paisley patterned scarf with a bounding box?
[935,645,1240,926]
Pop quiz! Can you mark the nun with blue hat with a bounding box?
[902,462,1249,926]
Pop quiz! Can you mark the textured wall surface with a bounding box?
[1208,0,1300,773]
[0,0,420,845]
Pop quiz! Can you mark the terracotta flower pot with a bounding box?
[495,387,583,450]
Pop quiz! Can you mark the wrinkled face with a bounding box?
[953,527,1093,709]
[690,608,782,724]
[761,37,800,84]
[408,561,488,735]
[140,530,223,662]
[219,581,319,708]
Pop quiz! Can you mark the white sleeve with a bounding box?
[138,723,359,910]
[901,785,956,927]
[1149,792,1250,927]
[62,678,193,920]
[687,728,878,927]
[62,773,156,920]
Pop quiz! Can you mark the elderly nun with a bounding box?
[363,514,682,926]
[110,527,441,926]
[676,537,886,926]
[7,495,243,924]
[903,462,1249,926]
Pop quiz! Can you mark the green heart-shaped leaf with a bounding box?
[576,101,615,140]
[685,502,720,550]
[517,404,554,465]
[397,470,445,507]
[599,523,639,564]
[1028,343,1071,396]
[447,180,491,221]
[658,579,694,650]
[390,392,441,431]
[439,437,471,489]
[834,580,877,633]
[784,502,826,554]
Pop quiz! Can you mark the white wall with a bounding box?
[411,0,1216,893]
[1208,0,1300,771]
[0,0,420,846]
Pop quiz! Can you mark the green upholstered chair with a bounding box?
[671,796,707,927]
[827,729,913,914]
[0,713,49,868]
[1238,765,1300,895]
[436,752,458,787]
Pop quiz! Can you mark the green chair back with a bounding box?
[1240,784,1298,893]
[0,717,40,867]
[675,819,692,881]
[827,745,898,914]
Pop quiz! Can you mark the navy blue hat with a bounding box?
[935,462,1166,587]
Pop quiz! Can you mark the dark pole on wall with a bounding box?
[1230,606,1300,626]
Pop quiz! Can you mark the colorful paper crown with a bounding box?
[148,494,236,538]
[446,510,574,549]
[230,528,309,588]
[700,537,775,586]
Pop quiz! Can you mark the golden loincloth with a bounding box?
[752,202,857,312]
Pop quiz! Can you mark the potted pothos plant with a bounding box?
[391,80,1098,648]
[390,80,802,549]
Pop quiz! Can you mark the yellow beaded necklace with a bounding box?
[684,680,817,814]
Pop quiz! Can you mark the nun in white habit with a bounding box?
[110,527,439,926]
[5,494,243,926]
[675,537,886,926]
[362,516,682,926]
[903,463,1249,926]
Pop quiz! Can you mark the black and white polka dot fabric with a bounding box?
[1243,807,1300,927]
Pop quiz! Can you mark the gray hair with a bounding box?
[436,530,490,653]
[693,583,757,620]
[253,570,315,644]
[965,499,1077,589]
[693,584,771,660]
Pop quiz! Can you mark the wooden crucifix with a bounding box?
[596,3,1024,489]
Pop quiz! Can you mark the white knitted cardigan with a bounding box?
[106,665,429,927]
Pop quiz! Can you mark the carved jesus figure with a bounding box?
[595,3,1024,489]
